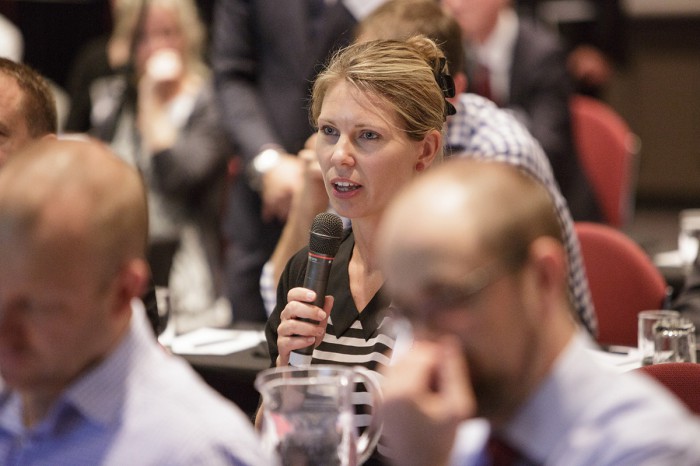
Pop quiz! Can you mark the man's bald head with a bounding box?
[378,159,576,422]
[0,138,148,284]
[379,158,563,280]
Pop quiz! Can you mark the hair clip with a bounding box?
[435,57,457,119]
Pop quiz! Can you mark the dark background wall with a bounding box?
[607,13,700,206]
[2,1,699,207]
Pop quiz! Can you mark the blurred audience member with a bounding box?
[259,0,597,336]
[517,0,627,97]
[64,0,125,133]
[377,159,700,466]
[442,0,602,222]
[211,0,385,323]
[0,57,57,167]
[0,14,69,132]
[90,0,233,331]
[0,138,272,466]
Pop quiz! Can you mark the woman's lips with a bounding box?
[331,179,362,198]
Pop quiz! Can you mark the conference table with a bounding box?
[173,323,271,419]
[169,214,691,420]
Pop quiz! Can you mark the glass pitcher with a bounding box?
[255,365,382,466]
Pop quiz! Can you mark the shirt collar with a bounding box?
[64,301,153,427]
[0,300,154,433]
[473,8,519,102]
[328,230,388,340]
[477,8,519,68]
[342,0,386,20]
[501,332,601,463]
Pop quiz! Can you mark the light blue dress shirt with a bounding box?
[450,334,700,465]
[0,301,275,466]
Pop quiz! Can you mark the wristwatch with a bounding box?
[248,147,282,191]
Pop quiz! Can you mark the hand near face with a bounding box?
[261,153,303,223]
[294,134,328,217]
[567,45,613,89]
[275,287,333,366]
[137,49,185,153]
[380,338,476,466]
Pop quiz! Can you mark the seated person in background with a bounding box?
[90,0,233,331]
[377,158,700,466]
[0,138,272,466]
[263,36,447,464]
[516,0,627,97]
[260,0,597,337]
[441,0,602,222]
[0,57,56,166]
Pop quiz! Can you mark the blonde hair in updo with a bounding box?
[310,36,448,162]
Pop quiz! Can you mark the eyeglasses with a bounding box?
[389,259,517,326]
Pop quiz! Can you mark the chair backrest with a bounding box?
[637,363,700,415]
[570,95,639,228]
[575,221,668,347]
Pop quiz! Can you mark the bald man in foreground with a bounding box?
[0,139,272,465]
[377,159,700,466]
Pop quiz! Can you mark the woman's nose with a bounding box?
[329,136,355,167]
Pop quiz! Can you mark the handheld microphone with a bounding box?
[292,212,343,359]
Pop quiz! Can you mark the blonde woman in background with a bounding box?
[90,0,233,332]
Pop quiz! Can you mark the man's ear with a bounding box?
[453,71,468,96]
[527,237,569,305]
[114,258,150,315]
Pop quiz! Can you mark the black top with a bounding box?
[264,229,393,465]
[265,229,390,368]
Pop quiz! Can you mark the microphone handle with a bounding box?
[293,253,333,356]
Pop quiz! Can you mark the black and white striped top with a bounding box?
[266,229,399,463]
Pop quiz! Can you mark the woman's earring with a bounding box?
[415,161,425,172]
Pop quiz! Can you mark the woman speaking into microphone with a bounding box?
[261,36,451,464]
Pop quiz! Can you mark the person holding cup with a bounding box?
[90,0,232,326]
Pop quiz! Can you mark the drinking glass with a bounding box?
[638,310,680,366]
[653,318,697,364]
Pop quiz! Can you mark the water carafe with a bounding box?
[255,365,382,466]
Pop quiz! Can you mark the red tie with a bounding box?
[486,435,522,466]
[473,62,494,104]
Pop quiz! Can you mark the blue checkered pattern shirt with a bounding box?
[0,301,274,466]
[446,93,597,336]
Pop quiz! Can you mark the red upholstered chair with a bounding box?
[570,95,639,228]
[637,363,700,415]
[575,222,668,347]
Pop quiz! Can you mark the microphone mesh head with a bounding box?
[309,212,343,256]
